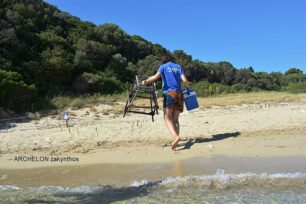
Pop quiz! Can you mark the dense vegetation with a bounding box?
[1,0,305,112]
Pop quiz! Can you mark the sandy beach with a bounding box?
[0,93,306,170]
[1,93,306,203]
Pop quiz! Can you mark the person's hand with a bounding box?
[185,81,191,88]
[141,80,147,86]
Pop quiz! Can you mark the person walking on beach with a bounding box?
[142,52,190,150]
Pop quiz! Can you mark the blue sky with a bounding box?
[45,0,306,73]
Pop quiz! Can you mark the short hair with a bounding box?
[161,52,175,64]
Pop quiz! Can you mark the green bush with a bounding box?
[0,70,37,111]
[191,81,264,97]
[73,72,124,94]
[232,83,251,92]
[192,81,235,97]
[284,73,306,84]
[282,82,306,93]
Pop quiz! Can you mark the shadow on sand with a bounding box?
[0,117,31,132]
[163,132,240,151]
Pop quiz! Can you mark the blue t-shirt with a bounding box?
[157,62,184,93]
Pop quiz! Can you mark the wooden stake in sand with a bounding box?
[136,120,142,127]
[95,127,98,139]
[63,111,71,134]
[131,121,135,136]
[64,111,69,127]
[64,112,68,126]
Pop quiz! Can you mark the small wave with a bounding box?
[1,170,306,194]
[130,180,149,187]
[34,185,104,194]
[0,185,103,194]
[129,169,306,189]
[0,185,20,192]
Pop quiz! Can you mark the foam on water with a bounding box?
[1,170,306,203]
[34,185,101,194]
[128,169,306,189]
[1,169,306,193]
[0,185,20,192]
[130,180,149,187]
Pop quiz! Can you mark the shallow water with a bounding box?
[1,156,306,203]
[1,170,306,203]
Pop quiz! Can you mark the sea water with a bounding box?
[1,169,306,203]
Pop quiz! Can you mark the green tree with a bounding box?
[136,55,161,76]
[285,68,303,76]
[283,68,305,84]
[173,50,192,67]
[73,72,123,94]
[208,61,236,85]
[234,67,254,84]
[74,39,116,71]
[0,70,37,111]
[95,24,131,55]
[184,60,208,82]
[25,47,73,95]
[105,53,134,82]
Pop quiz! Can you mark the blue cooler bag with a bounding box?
[183,88,199,111]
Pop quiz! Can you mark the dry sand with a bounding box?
[0,94,306,170]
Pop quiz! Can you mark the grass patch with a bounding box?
[282,82,306,93]
[50,93,126,109]
[198,91,306,107]
[39,90,306,112]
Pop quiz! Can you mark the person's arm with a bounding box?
[181,74,190,88]
[142,72,161,85]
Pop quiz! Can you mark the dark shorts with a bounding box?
[163,91,184,112]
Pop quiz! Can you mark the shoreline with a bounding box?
[1,155,306,187]
[0,128,306,169]
[1,99,306,188]
[0,126,305,169]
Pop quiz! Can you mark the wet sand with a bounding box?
[0,126,305,169]
[1,156,306,187]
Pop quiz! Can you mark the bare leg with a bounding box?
[164,107,180,150]
[172,110,180,136]
[163,107,178,140]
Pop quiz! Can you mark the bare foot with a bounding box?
[171,137,180,150]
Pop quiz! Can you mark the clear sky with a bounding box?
[44,0,306,73]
